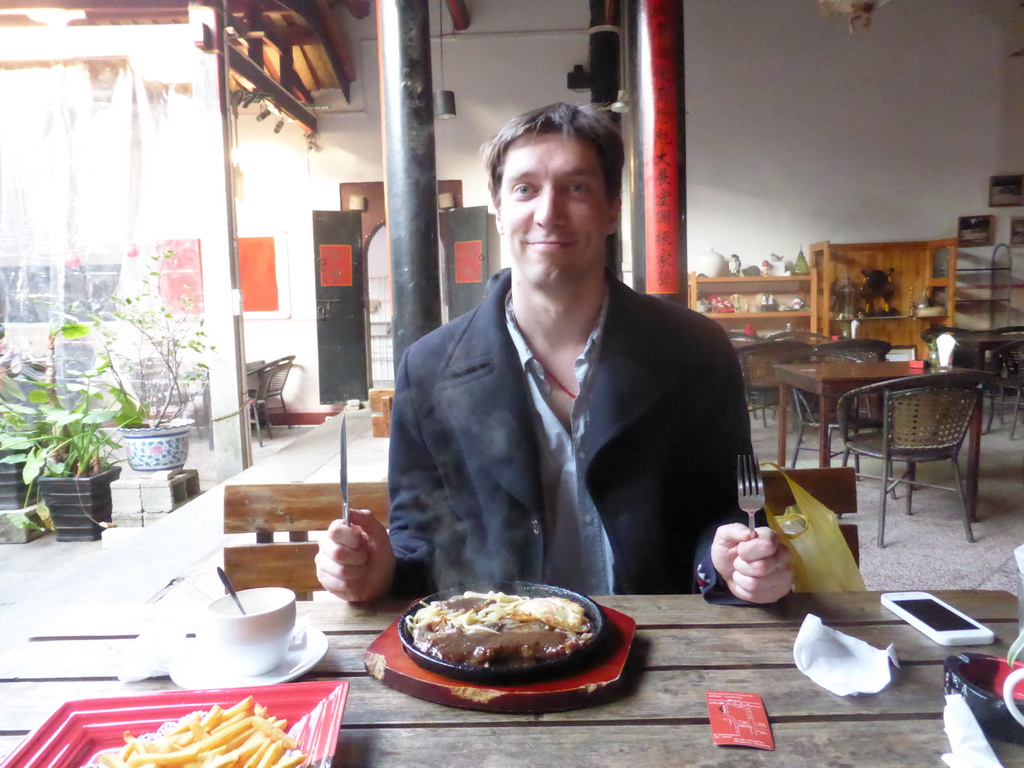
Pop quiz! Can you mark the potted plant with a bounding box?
[0,346,47,541]
[92,250,213,473]
[0,321,133,541]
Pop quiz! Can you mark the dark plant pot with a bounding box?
[37,466,122,542]
[0,450,38,511]
[944,652,1024,744]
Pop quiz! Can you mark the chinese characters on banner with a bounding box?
[642,0,679,295]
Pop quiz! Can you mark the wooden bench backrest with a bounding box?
[762,466,860,565]
[221,467,859,598]
[223,481,389,597]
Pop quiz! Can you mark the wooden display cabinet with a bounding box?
[687,271,820,335]
[810,239,957,357]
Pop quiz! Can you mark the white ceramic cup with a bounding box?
[199,587,297,677]
[1001,666,1024,727]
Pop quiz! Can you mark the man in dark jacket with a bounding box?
[316,103,791,603]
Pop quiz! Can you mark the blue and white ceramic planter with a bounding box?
[120,420,193,472]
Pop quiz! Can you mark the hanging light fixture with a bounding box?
[433,0,456,120]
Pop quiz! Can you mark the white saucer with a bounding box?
[169,628,329,690]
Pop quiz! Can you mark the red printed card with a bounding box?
[706,690,775,750]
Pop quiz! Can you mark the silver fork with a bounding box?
[737,454,765,533]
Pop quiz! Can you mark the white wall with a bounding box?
[236,0,1024,413]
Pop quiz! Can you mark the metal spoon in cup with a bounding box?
[216,566,247,615]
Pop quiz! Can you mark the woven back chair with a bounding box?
[735,340,812,426]
[265,355,296,426]
[835,371,990,547]
[246,361,279,447]
[762,330,832,344]
[810,338,892,363]
[986,338,1024,438]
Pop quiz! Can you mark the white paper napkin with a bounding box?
[118,627,190,682]
[792,613,898,696]
[941,694,1004,768]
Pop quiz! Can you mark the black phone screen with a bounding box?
[893,598,976,631]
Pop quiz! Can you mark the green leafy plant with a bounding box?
[92,250,213,428]
[0,321,133,483]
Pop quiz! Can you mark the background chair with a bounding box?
[762,330,832,344]
[786,338,892,465]
[264,355,296,429]
[735,340,812,426]
[246,361,278,447]
[835,371,990,547]
[985,338,1024,437]
[810,338,892,363]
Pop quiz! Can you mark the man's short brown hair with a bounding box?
[481,102,624,204]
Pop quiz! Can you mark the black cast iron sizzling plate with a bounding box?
[398,581,608,685]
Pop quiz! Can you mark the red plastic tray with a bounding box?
[1,680,348,768]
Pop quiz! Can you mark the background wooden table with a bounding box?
[774,361,990,518]
[2,591,1022,767]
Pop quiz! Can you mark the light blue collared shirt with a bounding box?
[504,291,615,595]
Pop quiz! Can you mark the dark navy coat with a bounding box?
[386,270,751,597]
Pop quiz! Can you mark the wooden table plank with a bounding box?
[0,664,981,733]
[331,721,1024,768]
[6,620,1019,681]
[26,592,1017,641]
[4,591,1022,768]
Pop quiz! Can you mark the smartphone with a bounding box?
[881,592,995,646]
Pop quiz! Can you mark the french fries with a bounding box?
[97,696,307,768]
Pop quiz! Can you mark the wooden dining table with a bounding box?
[774,361,993,520]
[2,591,1023,767]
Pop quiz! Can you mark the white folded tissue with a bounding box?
[118,626,187,683]
[793,613,898,696]
[941,694,1004,768]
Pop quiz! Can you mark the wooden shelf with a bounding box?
[704,311,811,319]
[693,275,812,284]
[688,269,819,335]
[811,238,957,357]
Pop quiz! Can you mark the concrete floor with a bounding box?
[0,409,388,654]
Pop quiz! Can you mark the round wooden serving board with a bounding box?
[363,605,636,713]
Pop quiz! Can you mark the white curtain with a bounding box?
[0,59,207,408]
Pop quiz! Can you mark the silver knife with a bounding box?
[340,413,349,526]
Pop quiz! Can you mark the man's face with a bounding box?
[495,132,620,291]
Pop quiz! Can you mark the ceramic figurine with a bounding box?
[792,249,810,275]
[729,254,742,276]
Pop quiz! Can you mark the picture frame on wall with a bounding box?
[957,215,996,247]
[988,174,1024,207]
[1011,217,1024,246]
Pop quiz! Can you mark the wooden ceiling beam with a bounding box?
[229,46,317,131]
[271,0,353,100]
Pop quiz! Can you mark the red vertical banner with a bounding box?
[319,244,353,287]
[238,236,279,312]
[640,0,679,295]
[453,240,483,284]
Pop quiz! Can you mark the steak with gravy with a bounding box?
[406,591,594,668]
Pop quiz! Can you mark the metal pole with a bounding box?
[376,0,443,366]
